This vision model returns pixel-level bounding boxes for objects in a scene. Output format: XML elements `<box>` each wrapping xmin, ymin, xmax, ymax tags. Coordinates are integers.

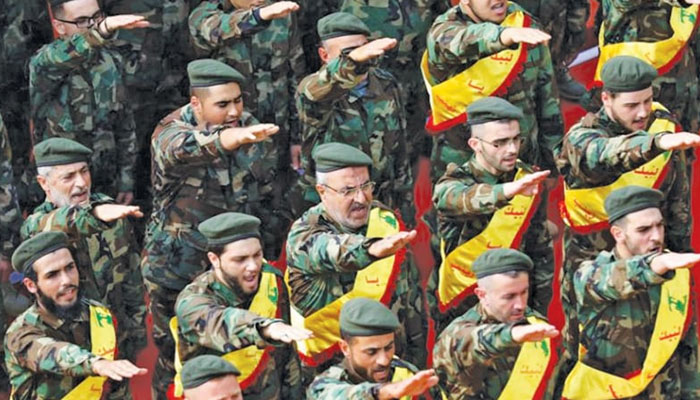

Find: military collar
<box><xmin>466</xmin><ymin>156</ymin><xmax>517</xmax><ymax>185</ymax></box>
<box><xmin>208</xmin><ymin>270</ymin><xmax>256</xmax><ymax>308</ymax></box>
<box><xmin>35</xmin><ymin>299</ymin><xmax>90</xmax><ymax>330</ymax></box>
<box><xmin>347</xmin><ymin>74</ymin><xmax>379</xmax><ymax>104</ymax></box>
<box><xmin>41</xmin><ymin>192</ymin><xmax>113</xmax><ymax>212</ymax></box>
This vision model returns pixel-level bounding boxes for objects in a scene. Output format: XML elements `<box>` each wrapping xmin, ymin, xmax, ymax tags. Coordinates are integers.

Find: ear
<box><xmin>467</xmin><ymin>136</ymin><xmax>480</xmax><ymax>152</ymax></box>
<box><xmin>318</xmin><ymin>46</ymin><xmax>329</xmax><ymax>64</ymax></box>
<box><xmin>36</xmin><ymin>174</ymin><xmax>50</xmax><ymax>193</ymax></box>
<box><xmin>610</xmin><ymin>224</ymin><xmax>624</xmax><ymax>243</ymax></box>
<box><xmin>23</xmin><ymin>277</ymin><xmax>38</xmax><ymax>295</ymax></box>
<box><xmin>601</xmin><ymin>91</ymin><xmax>611</xmax><ymax>107</ymax></box>
<box><xmin>52</xmin><ymin>19</ymin><xmax>66</xmax><ymax>36</ymax></box>
<box><xmin>207</xmin><ymin>251</ymin><xmax>220</xmax><ymax>269</ymax></box>
<box><xmin>315</xmin><ymin>184</ymin><xmax>326</xmax><ymax>197</ymax></box>
<box><xmin>339</xmin><ymin>339</ymin><xmax>351</xmax><ymax>358</ymax></box>
<box><xmin>474</xmin><ymin>286</ymin><xmax>486</xmax><ymax>302</ymax></box>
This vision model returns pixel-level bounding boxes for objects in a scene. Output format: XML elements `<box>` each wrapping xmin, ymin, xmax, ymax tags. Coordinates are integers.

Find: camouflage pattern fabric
<box><xmin>428</xmin><ymin>158</ymin><xmax>553</xmax><ymax>334</ymax></box>
<box><xmin>571</xmin><ymin>250</ymin><xmax>700</xmax><ymax>398</ymax></box>
<box><xmin>0</xmin><ymin>114</ymin><xmax>21</xmax><ymax>260</ymax></box>
<box><xmin>297</xmin><ymin>0</ymin><xmax>341</xmax><ymax>72</ymax></box>
<box><xmin>175</xmin><ymin>266</ymin><xmax>301</xmax><ymax>399</ymax></box>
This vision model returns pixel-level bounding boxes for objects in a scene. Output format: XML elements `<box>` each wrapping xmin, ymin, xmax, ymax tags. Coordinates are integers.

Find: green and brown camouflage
<box><xmin>0</xmin><ymin>114</ymin><xmax>22</xmax><ymax>261</ymax></box>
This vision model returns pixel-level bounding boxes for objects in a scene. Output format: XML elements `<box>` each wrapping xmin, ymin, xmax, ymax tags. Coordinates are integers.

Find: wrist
<box><xmin>97</xmin><ymin>19</ymin><xmax>111</xmax><ymax>38</ymax></box>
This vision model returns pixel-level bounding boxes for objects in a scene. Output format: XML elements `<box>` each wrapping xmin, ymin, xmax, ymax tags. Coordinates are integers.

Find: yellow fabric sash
<box><xmin>563</xmin><ymin>268</ymin><xmax>690</xmax><ymax>399</ymax></box>
<box><xmin>592</xmin><ymin>6</ymin><xmax>698</xmax><ymax>87</ymax></box>
<box><xmin>391</xmin><ymin>362</ymin><xmax>414</xmax><ymax>400</ymax></box>
<box><xmin>171</xmin><ymin>270</ymin><xmax>280</xmax><ymax>397</ymax></box>
<box><xmin>62</xmin><ymin>305</ymin><xmax>117</xmax><ymax>400</ymax></box>
<box><xmin>560</xmin><ymin>103</ymin><xmax>676</xmax><ymax>234</ymax></box>
<box><xmin>288</xmin><ymin>208</ymin><xmax>403</xmax><ymax>365</ymax></box>
<box><xmin>421</xmin><ymin>7</ymin><xmax>529</xmax><ymax>132</ymax></box>
<box><xmin>437</xmin><ymin>168</ymin><xmax>541</xmax><ymax>311</ymax></box>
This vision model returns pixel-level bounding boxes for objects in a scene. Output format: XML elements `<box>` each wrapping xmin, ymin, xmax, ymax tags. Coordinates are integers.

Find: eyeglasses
<box><xmin>54</xmin><ymin>10</ymin><xmax>105</xmax><ymax>29</ymax></box>
<box><xmin>475</xmin><ymin>135</ymin><xmax>523</xmax><ymax>149</ymax></box>
<box><xmin>321</xmin><ymin>181</ymin><xmax>376</xmax><ymax>197</ymax></box>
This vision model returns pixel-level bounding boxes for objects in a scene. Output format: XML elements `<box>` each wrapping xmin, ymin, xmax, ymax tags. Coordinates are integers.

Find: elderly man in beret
<box><xmin>20</xmin><ymin>138</ymin><xmax>147</xmax><ymax>365</ymax></box>
<box><xmin>181</xmin><ymin>355</ymin><xmax>242</xmax><ymax>400</ymax></box>
<box><xmin>293</xmin><ymin>12</ymin><xmax>413</xmax><ymax>223</ymax></box>
<box><xmin>433</xmin><ymin>248</ymin><xmax>559</xmax><ymax>399</ymax></box>
<box><xmin>554</xmin><ymin>55</ymin><xmax>700</xmax><ymax>393</ymax></box>
<box><xmin>429</xmin><ymin>96</ymin><xmax>553</xmax><ymax>334</ymax></box>
<box><xmin>30</xmin><ymin>0</ymin><xmax>149</xmax><ymax>202</ymax></box>
<box><xmin>5</xmin><ymin>232</ymin><xmax>147</xmax><ymax>399</ymax></box>
<box><xmin>561</xmin><ymin>186</ymin><xmax>700</xmax><ymax>398</ymax></box>
<box><xmin>308</xmin><ymin>298</ymin><xmax>438</xmax><ymax>399</ymax></box>
<box><xmin>143</xmin><ymin>58</ymin><xmax>284</xmax><ymax>399</ymax></box>
<box><xmin>173</xmin><ymin>212</ymin><xmax>310</xmax><ymax>399</ymax></box>
<box><xmin>286</xmin><ymin>142</ymin><xmax>427</xmax><ymax>384</ymax></box>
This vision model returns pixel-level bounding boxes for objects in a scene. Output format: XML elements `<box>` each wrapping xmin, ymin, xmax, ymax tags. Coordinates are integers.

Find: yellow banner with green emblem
<box><xmin>391</xmin><ymin>361</ymin><xmax>414</xmax><ymax>400</ymax></box>
<box><xmin>563</xmin><ymin>268</ymin><xmax>690</xmax><ymax>399</ymax></box>
<box><xmin>437</xmin><ymin>167</ymin><xmax>541</xmax><ymax>312</ymax></box>
<box><xmin>560</xmin><ymin>103</ymin><xmax>677</xmax><ymax>234</ymax></box>
<box><xmin>61</xmin><ymin>305</ymin><xmax>116</xmax><ymax>400</ymax></box>
<box><xmin>170</xmin><ymin>270</ymin><xmax>280</xmax><ymax>398</ymax></box>
<box><xmin>421</xmin><ymin>7</ymin><xmax>530</xmax><ymax>132</ymax></box>
<box><xmin>287</xmin><ymin>208</ymin><xmax>404</xmax><ymax>366</ymax></box>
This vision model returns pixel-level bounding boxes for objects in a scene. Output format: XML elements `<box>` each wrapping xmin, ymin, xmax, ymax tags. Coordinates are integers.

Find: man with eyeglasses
<box><xmin>29</xmin><ymin>0</ymin><xmax>148</xmax><ymax>205</ymax></box>
<box><xmin>285</xmin><ymin>142</ymin><xmax>427</xmax><ymax>386</ymax></box>
<box><xmin>428</xmin><ymin>96</ymin><xmax>553</xmax><ymax>334</ymax></box>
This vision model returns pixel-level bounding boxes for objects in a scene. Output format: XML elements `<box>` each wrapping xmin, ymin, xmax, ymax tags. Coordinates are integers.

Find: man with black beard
<box><xmin>4</xmin><ymin>231</ymin><xmax>146</xmax><ymax>399</ymax></box>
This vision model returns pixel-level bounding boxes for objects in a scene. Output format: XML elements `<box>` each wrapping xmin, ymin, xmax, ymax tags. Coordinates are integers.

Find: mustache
<box><xmin>350</xmin><ymin>202</ymin><xmax>368</xmax><ymax>212</ymax></box>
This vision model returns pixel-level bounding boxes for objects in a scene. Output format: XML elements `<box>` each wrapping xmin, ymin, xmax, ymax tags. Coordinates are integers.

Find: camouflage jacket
<box><xmin>20</xmin><ymin>193</ymin><xmax>147</xmax><ymax>356</ymax></box>
<box><xmin>426</xmin><ymin>3</ymin><xmax>564</xmax><ymax>171</ymax></box>
<box><xmin>572</xmin><ymin>250</ymin><xmax>700</xmax><ymax>398</ymax></box>
<box><xmin>429</xmin><ymin>158</ymin><xmax>553</xmax><ymax>330</ymax></box>
<box><xmin>4</xmin><ymin>299</ymin><xmax>111</xmax><ymax>400</ymax></box>
<box><xmin>143</xmin><ymin>104</ymin><xmax>277</xmax><ymax>290</ymax></box>
<box><xmin>285</xmin><ymin>202</ymin><xmax>427</xmax><ymax>368</ymax></box>
<box><xmin>29</xmin><ymin>28</ymin><xmax>137</xmax><ymax>195</ymax></box>
<box><xmin>306</xmin><ymin>357</ymin><xmax>418</xmax><ymax>399</ymax></box>
<box><xmin>189</xmin><ymin>0</ymin><xmax>306</xmax><ymax>149</ymax></box>
<box><xmin>0</xmin><ymin>114</ymin><xmax>21</xmax><ymax>259</ymax></box>
<box><xmin>432</xmin><ymin>303</ymin><xmax>547</xmax><ymax>399</ymax></box>
<box><xmin>174</xmin><ymin>266</ymin><xmax>301</xmax><ymax>400</ymax></box>
<box><xmin>295</xmin><ymin>54</ymin><xmax>413</xmax><ymax>219</ymax></box>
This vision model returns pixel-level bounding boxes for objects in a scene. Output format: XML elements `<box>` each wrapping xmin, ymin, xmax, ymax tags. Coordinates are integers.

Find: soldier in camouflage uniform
<box><xmin>565</xmin><ymin>186</ymin><xmax>700</xmax><ymax>398</ymax></box>
<box><xmin>5</xmin><ymin>232</ymin><xmax>147</xmax><ymax>399</ymax></box>
<box><xmin>181</xmin><ymin>355</ymin><xmax>242</xmax><ymax>399</ymax></box>
<box><xmin>295</xmin><ymin>12</ymin><xmax>413</xmax><ymax>222</ymax></box>
<box><xmin>143</xmin><ymin>59</ymin><xmax>279</xmax><ymax>399</ymax></box>
<box><xmin>286</xmin><ymin>143</ymin><xmax>427</xmax><ymax>385</ymax></box>
<box><xmin>553</xmin><ymin>56</ymin><xmax>700</xmax><ymax>396</ymax></box>
<box><xmin>307</xmin><ymin>298</ymin><xmax>438</xmax><ymax>399</ymax></box>
<box><xmin>20</xmin><ymin>138</ymin><xmax>147</xmax><ymax>363</ymax></box>
<box><xmin>175</xmin><ymin>212</ymin><xmax>309</xmax><ymax>399</ymax></box>
<box><xmin>429</xmin><ymin>97</ymin><xmax>553</xmax><ymax>334</ymax></box>
<box><xmin>432</xmin><ymin>249</ymin><xmax>558</xmax><ymax>398</ymax></box>
<box><xmin>189</xmin><ymin>0</ymin><xmax>307</xmax><ymax>195</ymax></box>
<box><xmin>29</xmin><ymin>0</ymin><xmax>149</xmax><ymax>202</ymax></box>
<box><xmin>425</xmin><ymin>0</ymin><xmax>564</xmax><ymax>179</ymax></box>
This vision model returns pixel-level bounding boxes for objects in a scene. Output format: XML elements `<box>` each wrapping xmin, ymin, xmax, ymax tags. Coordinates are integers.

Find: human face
<box><xmin>319</xmin><ymin>34</ymin><xmax>368</xmax><ymax>63</ymax></box>
<box><xmin>460</xmin><ymin>0</ymin><xmax>508</xmax><ymax>23</ymax></box>
<box><xmin>468</xmin><ymin>120</ymin><xmax>521</xmax><ymax>175</ymax></box>
<box><xmin>209</xmin><ymin>237</ymin><xmax>264</xmax><ymax>296</ymax></box>
<box><xmin>24</xmin><ymin>248</ymin><xmax>80</xmax><ymax>312</ymax></box>
<box><xmin>192</xmin><ymin>83</ymin><xmax>244</xmax><ymax>126</ymax></box>
<box><xmin>340</xmin><ymin>333</ymin><xmax>395</xmax><ymax>383</ymax></box>
<box><xmin>476</xmin><ymin>272</ymin><xmax>529</xmax><ymax>323</ymax></box>
<box><xmin>317</xmin><ymin>167</ymin><xmax>373</xmax><ymax>230</ymax></box>
<box><xmin>37</xmin><ymin>162</ymin><xmax>91</xmax><ymax>207</ymax></box>
<box><xmin>183</xmin><ymin>374</ymin><xmax>243</xmax><ymax>400</ymax></box>
<box><xmin>612</xmin><ymin>208</ymin><xmax>665</xmax><ymax>257</ymax></box>
<box><xmin>53</xmin><ymin>0</ymin><xmax>103</xmax><ymax>37</ymax></box>
<box><xmin>230</xmin><ymin>0</ymin><xmax>265</xmax><ymax>9</ymax></box>
<box><xmin>602</xmin><ymin>87</ymin><xmax>653</xmax><ymax>132</ymax></box>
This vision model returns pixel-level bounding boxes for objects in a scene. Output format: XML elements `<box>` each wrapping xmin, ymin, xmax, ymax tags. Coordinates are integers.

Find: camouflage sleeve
<box><xmin>432</xmin><ymin>172</ymin><xmax>510</xmax><ymax>217</ymax></box>
<box><xmin>298</xmin><ymin>54</ymin><xmax>368</xmax><ymax>105</ymax></box>
<box><xmin>610</xmin><ymin>0</ymin><xmax>688</xmax><ymax>10</ymax></box>
<box><xmin>0</xmin><ymin>115</ymin><xmax>21</xmax><ymax>258</ymax></box>
<box><xmin>573</xmin><ymin>256</ymin><xmax>670</xmax><ymax>307</ymax></box>
<box><xmin>114</xmin><ymin>81</ymin><xmax>137</xmax><ymax>192</ymax></box>
<box><xmin>287</xmin><ymin>13</ymin><xmax>307</xmax><ymax>145</ymax></box>
<box><xmin>396</xmin><ymin>254</ymin><xmax>428</xmax><ymax>368</ymax></box>
<box><xmin>523</xmin><ymin>200</ymin><xmax>554</xmax><ymax>315</ymax></box>
<box><xmin>680</xmin><ymin>311</ymin><xmax>700</xmax><ymax>396</ymax></box>
<box><xmin>664</xmin><ymin>152</ymin><xmax>692</xmax><ymax>252</ymax></box>
<box><xmin>427</xmin><ymin>17</ymin><xmax>509</xmax><ymax>68</ymax></box>
<box><xmin>189</xmin><ymin>0</ymin><xmax>270</xmax><ymax>52</ymax></box>
<box><xmin>534</xmin><ymin>43</ymin><xmax>564</xmax><ymax>171</ymax></box>
<box><xmin>306</xmin><ymin>376</ymin><xmax>378</xmax><ymax>400</ymax></box>
<box><xmin>119</xmin><ymin>225</ymin><xmax>148</xmax><ymax>341</ymax></box>
<box><xmin>154</xmin><ymin>124</ymin><xmax>230</xmax><ymax>170</ymax></box>
<box><xmin>19</xmin><ymin>202</ymin><xmax>112</xmax><ymax>241</ymax></box>
<box><xmin>277</xmin><ymin>279</ymin><xmax>302</xmax><ymax>399</ymax></box>
<box><xmin>175</xmin><ymin>291</ymin><xmax>282</xmax><ymax>352</ymax></box>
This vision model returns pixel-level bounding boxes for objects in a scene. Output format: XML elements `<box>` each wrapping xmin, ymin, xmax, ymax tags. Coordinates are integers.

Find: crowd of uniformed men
<box><xmin>2</xmin><ymin>0</ymin><xmax>700</xmax><ymax>398</ymax></box>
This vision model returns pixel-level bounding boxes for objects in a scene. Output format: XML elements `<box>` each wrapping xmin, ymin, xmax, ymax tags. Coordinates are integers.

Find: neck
<box><xmin>614</xmin><ymin>243</ymin><xmax>633</xmax><ymax>260</ymax></box>
<box><xmin>474</xmin><ymin>155</ymin><xmax>504</xmax><ymax>176</ymax></box>
<box><xmin>459</xmin><ymin>3</ymin><xmax>482</xmax><ymax>22</ymax></box>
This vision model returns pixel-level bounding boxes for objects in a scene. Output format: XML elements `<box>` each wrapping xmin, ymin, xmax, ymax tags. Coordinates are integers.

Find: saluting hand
<box><xmin>348</xmin><ymin>38</ymin><xmax>398</xmax><ymax>63</ymax></box>
<box><xmin>259</xmin><ymin>1</ymin><xmax>300</xmax><ymax>20</ymax></box>
<box><xmin>99</xmin><ymin>14</ymin><xmax>149</xmax><ymax>35</ymax></box>
<box><xmin>377</xmin><ymin>369</ymin><xmax>439</xmax><ymax>400</ymax></box>
<box><xmin>650</xmin><ymin>252</ymin><xmax>700</xmax><ymax>275</ymax></box>
<box><xmin>657</xmin><ymin>132</ymin><xmax>700</xmax><ymax>151</ymax></box>
<box><xmin>220</xmin><ymin>124</ymin><xmax>280</xmax><ymax>150</ymax></box>
<box><xmin>503</xmin><ymin>170</ymin><xmax>551</xmax><ymax>199</ymax></box>
<box><xmin>499</xmin><ymin>27</ymin><xmax>550</xmax><ymax>46</ymax></box>
<box><xmin>261</xmin><ymin>322</ymin><xmax>313</xmax><ymax>343</ymax></box>
<box><xmin>93</xmin><ymin>204</ymin><xmax>144</xmax><ymax>222</ymax></box>
<box><xmin>511</xmin><ymin>323</ymin><xmax>559</xmax><ymax>343</ymax></box>
<box><xmin>92</xmin><ymin>359</ymin><xmax>147</xmax><ymax>381</ymax></box>
<box><xmin>368</xmin><ymin>230</ymin><xmax>417</xmax><ymax>259</ymax></box>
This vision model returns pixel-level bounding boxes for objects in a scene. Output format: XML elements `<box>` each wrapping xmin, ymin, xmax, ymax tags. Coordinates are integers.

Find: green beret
<box><xmin>198</xmin><ymin>212</ymin><xmax>261</xmax><ymax>246</ymax></box>
<box><xmin>181</xmin><ymin>355</ymin><xmax>240</xmax><ymax>390</ymax></box>
<box><xmin>33</xmin><ymin>138</ymin><xmax>92</xmax><ymax>168</ymax></box>
<box><xmin>467</xmin><ymin>97</ymin><xmax>524</xmax><ymax>126</ymax></box>
<box><xmin>472</xmin><ymin>248</ymin><xmax>533</xmax><ymax>279</ymax></box>
<box><xmin>312</xmin><ymin>143</ymin><xmax>372</xmax><ymax>172</ymax></box>
<box><xmin>12</xmin><ymin>232</ymin><xmax>70</xmax><ymax>274</ymax></box>
<box><xmin>601</xmin><ymin>56</ymin><xmax>657</xmax><ymax>93</ymax></box>
<box><xmin>604</xmin><ymin>185</ymin><xmax>663</xmax><ymax>224</ymax></box>
<box><xmin>188</xmin><ymin>59</ymin><xmax>245</xmax><ymax>88</ymax></box>
<box><xmin>317</xmin><ymin>12</ymin><xmax>371</xmax><ymax>41</ymax></box>
<box><xmin>339</xmin><ymin>298</ymin><xmax>399</xmax><ymax>337</ymax></box>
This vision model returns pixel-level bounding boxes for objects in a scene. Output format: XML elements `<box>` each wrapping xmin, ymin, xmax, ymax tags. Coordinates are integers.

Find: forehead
<box><xmin>32</xmin><ymin>248</ymin><xmax>74</xmax><ymax>275</ymax></box>
<box><xmin>350</xmin><ymin>332</ymin><xmax>395</xmax><ymax>349</ymax></box>
<box><xmin>50</xmin><ymin>162</ymin><xmax>89</xmax><ymax>177</ymax></box>
<box><xmin>202</xmin><ymin>82</ymin><xmax>242</xmax><ymax>102</ymax></box>
<box><xmin>61</xmin><ymin>0</ymin><xmax>100</xmax><ymax>16</ymax></box>
<box><xmin>221</xmin><ymin>237</ymin><xmax>262</xmax><ymax>257</ymax></box>
<box><xmin>485</xmin><ymin>271</ymin><xmax>529</xmax><ymax>294</ymax></box>
<box><xmin>612</xmin><ymin>87</ymin><xmax>653</xmax><ymax>105</ymax></box>
<box><xmin>623</xmin><ymin>207</ymin><xmax>663</xmax><ymax>227</ymax></box>
<box><xmin>473</xmin><ymin>119</ymin><xmax>520</xmax><ymax>139</ymax></box>
<box><xmin>326</xmin><ymin>166</ymin><xmax>370</xmax><ymax>185</ymax></box>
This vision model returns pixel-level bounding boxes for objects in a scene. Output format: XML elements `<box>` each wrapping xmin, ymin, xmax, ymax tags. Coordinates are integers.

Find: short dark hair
<box><xmin>340</xmin><ymin>329</ymin><xmax>356</xmax><ymax>344</ymax></box>
<box><xmin>602</xmin><ymin>89</ymin><xmax>619</xmax><ymax>99</ymax></box>
<box><xmin>52</xmin><ymin>4</ymin><xmax>66</xmax><ymax>19</ymax></box>
<box><xmin>189</xmin><ymin>86</ymin><xmax>211</xmax><ymax>99</ymax></box>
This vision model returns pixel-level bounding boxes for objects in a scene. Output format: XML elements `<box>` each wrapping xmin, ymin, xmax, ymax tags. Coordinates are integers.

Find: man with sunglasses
<box><xmin>428</xmin><ymin>97</ymin><xmax>553</xmax><ymax>334</ymax></box>
<box><xmin>29</xmin><ymin>0</ymin><xmax>148</xmax><ymax>204</ymax></box>
<box><xmin>285</xmin><ymin>142</ymin><xmax>427</xmax><ymax>386</ymax></box>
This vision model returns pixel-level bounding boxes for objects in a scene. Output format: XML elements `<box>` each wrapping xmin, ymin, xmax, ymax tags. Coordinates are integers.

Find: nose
<box><xmin>376</xmin><ymin>349</ymin><xmax>391</xmax><ymax>367</ymax></box>
<box><xmin>353</xmin><ymin>187</ymin><xmax>369</xmax><ymax>203</ymax></box>
<box><xmin>59</xmin><ymin>270</ymin><xmax>73</xmax><ymax>286</ymax></box>
<box><xmin>74</xmin><ymin>172</ymin><xmax>88</xmax><ymax>188</ymax></box>
<box><xmin>228</xmin><ymin>105</ymin><xmax>240</xmax><ymax>119</ymax></box>
<box><xmin>650</xmin><ymin>226</ymin><xmax>663</xmax><ymax>243</ymax></box>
